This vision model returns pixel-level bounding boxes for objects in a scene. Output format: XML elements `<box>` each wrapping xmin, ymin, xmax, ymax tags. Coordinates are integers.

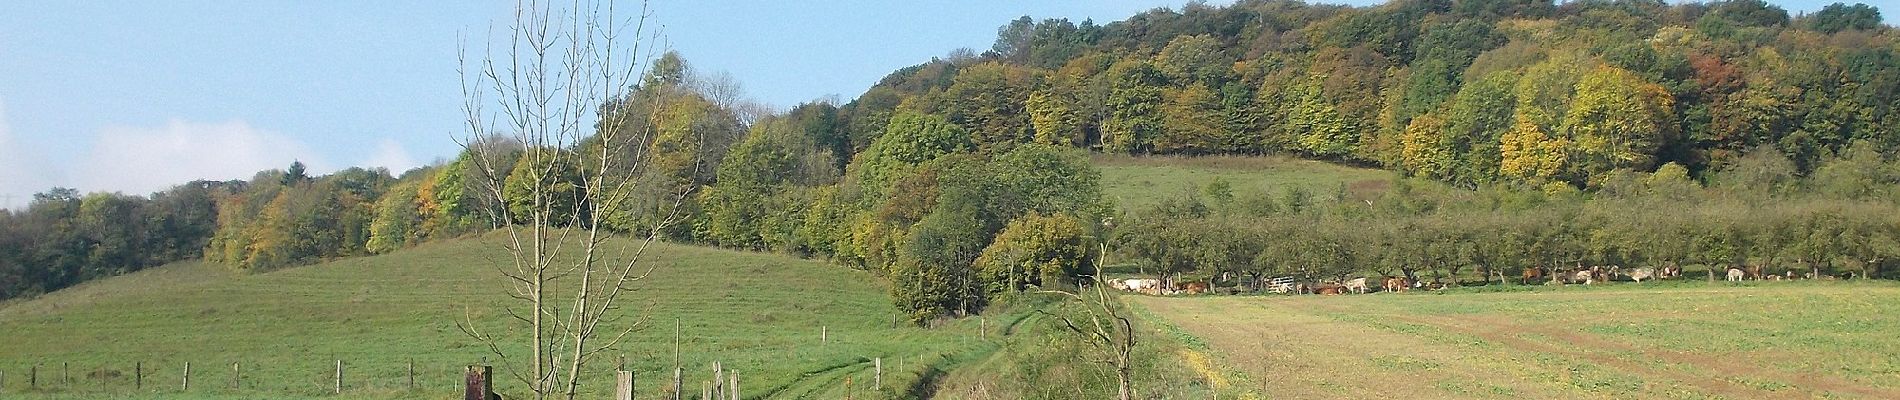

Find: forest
<box><xmin>0</xmin><ymin>0</ymin><xmax>1895</xmax><ymax>322</ymax></box>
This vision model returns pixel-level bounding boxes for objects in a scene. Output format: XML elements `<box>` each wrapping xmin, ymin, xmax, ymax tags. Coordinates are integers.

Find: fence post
<box><xmin>464</xmin><ymin>365</ymin><xmax>493</xmax><ymax>400</ymax></box>
<box><xmin>62</xmin><ymin>361</ymin><xmax>68</xmax><ymax>387</ymax></box>
<box><xmin>711</xmin><ymin>361</ymin><xmax>722</xmax><ymax>399</ymax></box>
<box><xmin>616</xmin><ymin>370</ymin><xmax>634</xmax><ymax>400</ymax></box>
<box><xmin>232</xmin><ymin>361</ymin><xmax>240</xmax><ymax>390</ymax></box>
<box><xmin>673</xmin><ymin>367</ymin><xmax>682</xmax><ymax>400</ymax></box>
<box><xmin>182</xmin><ymin>362</ymin><xmax>190</xmax><ymax>391</ymax></box>
<box><xmin>334</xmin><ymin>359</ymin><xmax>342</xmax><ymax>394</ymax></box>
<box><xmin>407</xmin><ymin>358</ymin><xmax>415</xmax><ymax>391</ymax></box>
<box><xmin>821</xmin><ymin>326</ymin><xmax>828</xmax><ymax>346</ymax></box>
<box><xmin>136</xmin><ymin>361</ymin><xmax>142</xmax><ymax>390</ymax></box>
<box><xmin>728</xmin><ymin>370</ymin><xmax>738</xmax><ymax>400</ymax></box>
<box><xmin>875</xmin><ymin>357</ymin><xmax>882</xmax><ymax>390</ymax></box>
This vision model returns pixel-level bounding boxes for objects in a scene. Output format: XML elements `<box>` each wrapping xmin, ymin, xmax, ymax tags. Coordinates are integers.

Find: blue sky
<box><xmin>0</xmin><ymin>0</ymin><xmax>1881</xmax><ymax>208</ymax></box>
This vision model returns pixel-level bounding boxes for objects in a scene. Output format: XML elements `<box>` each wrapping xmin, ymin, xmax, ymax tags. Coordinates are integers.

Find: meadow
<box><xmin>0</xmin><ymin>233</ymin><xmax>996</xmax><ymax>399</ymax></box>
<box><xmin>1132</xmin><ymin>281</ymin><xmax>1900</xmax><ymax>399</ymax></box>
<box><xmin>1093</xmin><ymin>154</ymin><xmax>1394</xmax><ymax>210</ymax></box>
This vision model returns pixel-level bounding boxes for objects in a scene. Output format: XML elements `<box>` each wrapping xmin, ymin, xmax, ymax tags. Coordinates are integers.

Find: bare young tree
<box><xmin>453</xmin><ymin>1</ymin><xmax>690</xmax><ymax>399</ymax></box>
<box><xmin>1039</xmin><ymin>220</ymin><xmax>1138</xmax><ymax>400</ymax></box>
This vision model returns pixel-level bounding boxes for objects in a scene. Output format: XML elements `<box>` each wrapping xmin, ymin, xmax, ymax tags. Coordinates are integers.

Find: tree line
<box><xmin>1117</xmin><ymin>146</ymin><xmax>1900</xmax><ymax>287</ymax></box>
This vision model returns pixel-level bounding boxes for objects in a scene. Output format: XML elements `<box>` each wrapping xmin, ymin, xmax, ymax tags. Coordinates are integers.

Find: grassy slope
<box><xmin>1133</xmin><ymin>282</ymin><xmax>1900</xmax><ymax>399</ymax></box>
<box><xmin>1094</xmin><ymin>154</ymin><xmax>1394</xmax><ymax>211</ymax></box>
<box><xmin>0</xmin><ymin>233</ymin><xmax>993</xmax><ymax>399</ymax></box>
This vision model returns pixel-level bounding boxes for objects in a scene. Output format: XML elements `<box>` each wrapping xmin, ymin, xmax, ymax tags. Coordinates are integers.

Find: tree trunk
<box><xmin>1116</xmin><ymin>366</ymin><xmax>1132</xmax><ymax>400</ymax></box>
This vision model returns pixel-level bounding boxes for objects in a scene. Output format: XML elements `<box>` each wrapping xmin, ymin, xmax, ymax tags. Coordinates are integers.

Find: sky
<box><xmin>0</xmin><ymin>0</ymin><xmax>1883</xmax><ymax>209</ymax></box>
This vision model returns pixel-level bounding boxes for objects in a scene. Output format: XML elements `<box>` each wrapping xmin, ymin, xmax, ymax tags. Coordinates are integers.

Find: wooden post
<box><xmin>680</xmin><ymin>316</ymin><xmax>687</xmax><ymax>369</ymax></box>
<box><xmin>407</xmin><ymin>358</ymin><xmax>414</xmax><ymax>391</ymax></box>
<box><xmin>464</xmin><ymin>365</ymin><xmax>493</xmax><ymax>400</ymax></box>
<box><xmin>31</xmin><ymin>364</ymin><xmax>38</xmax><ymax>389</ymax></box>
<box><xmin>875</xmin><ymin>357</ymin><xmax>882</xmax><ymax>390</ymax></box>
<box><xmin>182</xmin><ymin>362</ymin><xmax>190</xmax><ymax>391</ymax></box>
<box><xmin>700</xmin><ymin>380</ymin><xmax>708</xmax><ymax>400</ymax></box>
<box><xmin>711</xmin><ymin>362</ymin><xmax>722</xmax><ymax>399</ymax></box>
<box><xmin>616</xmin><ymin>370</ymin><xmax>635</xmax><ymax>400</ymax></box>
<box><xmin>334</xmin><ymin>359</ymin><xmax>342</xmax><ymax>394</ymax></box>
<box><xmin>821</xmin><ymin>326</ymin><xmax>828</xmax><ymax>346</ymax></box>
<box><xmin>673</xmin><ymin>367</ymin><xmax>683</xmax><ymax>400</ymax></box>
<box><xmin>62</xmin><ymin>361</ymin><xmax>68</xmax><ymax>387</ymax></box>
<box><xmin>728</xmin><ymin>370</ymin><xmax>738</xmax><ymax>400</ymax></box>
<box><xmin>136</xmin><ymin>361</ymin><xmax>142</xmax><ymax>390</ymax></box>
<box><xmin>232</xmin><ymin>361</ymin><xmax>240</xmax><ymax>389</ymax></box>
<box><xmin>981</xmin><ymin>317</ymin><xmax>987</xmax><ymax>339</ymax></box>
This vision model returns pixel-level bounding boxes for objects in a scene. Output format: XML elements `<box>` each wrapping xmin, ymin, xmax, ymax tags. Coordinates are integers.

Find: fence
<box><xmin>0</xmin><ymin>325</ymin><xmax>920</xmax><ymax>398</ymax></box>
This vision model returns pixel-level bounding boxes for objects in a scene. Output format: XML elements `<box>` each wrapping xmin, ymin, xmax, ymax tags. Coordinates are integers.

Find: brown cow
<box><xmin>1521</xmin><ymin>267</ymin><xmax>1545</xmax><ymax>285</ymax></box>
<box><xmin>1382</xmin><ymin>276</ymin><xmax>1409</xmax><ymax>293</ymax></box>
<box><xmin>1659</xmin><ymin>265</ymin><xmax>1682</xmax><ymax>279</ymax></box>
<box><xmin>1183</xmin><ymin>281</ymin><xmax>1210</xmax><ymax>295</ymax></box>
<box><xmin>1314</xmin><ymin>286</ymin><xmax>1343</xmax><ymax>295</ymax></box>
<box><xmin>1746</xmin><ymin>265</ymin><xmax>1764</xmax><ymax>280</ymax></box>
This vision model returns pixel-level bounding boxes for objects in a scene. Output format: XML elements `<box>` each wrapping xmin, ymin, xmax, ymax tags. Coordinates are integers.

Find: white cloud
<box><xmin>361</xmin><ymin>138</ymin><xmax>419</xmax><ymax>174</ymax></box>
<box><xmin>72</xmin><ymin>119</ymin><xmax>324</xmax><ymax>196</ymax></box>
<box><xmin>0</xmin><ymin>99</ymin><xmax>57</xmax><ymax>210</ymax></box>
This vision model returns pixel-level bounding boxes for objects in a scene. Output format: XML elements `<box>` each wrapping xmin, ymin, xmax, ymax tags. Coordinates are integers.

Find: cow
<box><xmin>1660</xmin><ymin>265</ymin><xmax>1682</xmax><ymax>279</ymax></box>
<box><xmin>1382</xmin><ymin>276</ymin><xmax>1409</xmax><ymax>293</ymax></box>
<box><xmin>1522</xmin><ymin>267</ymin><xmax>1545</xmax><ymax>285</ymax></box>
<box><xmin>1107</xmin><ymin>278</ymin><xmax>1127</xmax><ymax>291</ymax></box>
<box><xmin>1746</xmin><ymin>265</ymin><xmax>1764</xmax><ymax>280</ymax></box>
<box><xmin>1183</xmin><ymin>281</ymin><xmax>1210</xmax><ymax>295</ymax></box>
<box><xmin>1314</xmin><ymin>285</ymin><xmax>1343</xmax><ymax>295</ymax></box>
<box><xmin>1121</xmin><ymin>278</ymin><xmax>1162</xmax><ymax>294</ymax></box>
<box><xmin>1573</xmin><ymin>270</ymin><xmax>1595</xmax><ymax>285</ymax></box>
<box><xmin>1343</xmin><ymin>277</ymin><xmax>1369</xmax><ymax>294</ymax></box>
<box><xmin>1623</xmin><ymin>267</ymin><xmax>1653</xmax><ymax>283</ymax></box>
<box><xmin>1726</xmin><ymin>268</ymin><xmax>1745</xmax><ymax>282</ymax></box>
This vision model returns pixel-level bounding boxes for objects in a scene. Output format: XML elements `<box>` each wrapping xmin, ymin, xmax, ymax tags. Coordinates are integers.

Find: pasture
<box><xmin>1132</xmin><ymin>282</ymin><xmax>1900</xmax><ymax>399</ymax></box>
<box><xmin>0</xmin><ymin>234</ymin><xmax>992</xmax><ymax>399</ymax></box>
<box><xmin>1093</xmin><ymin>154</ymin><xmax>1394</xmax><ymax>210</ymax></box>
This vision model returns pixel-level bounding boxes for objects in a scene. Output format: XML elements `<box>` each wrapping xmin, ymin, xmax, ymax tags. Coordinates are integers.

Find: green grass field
<box><xmin>0</xmin><ymin>233</ymin><xmax>996</xmax><ymax>399</ymax></box>
<box><xmin>1132</xmin><ymin>281</ymin><xmax>1900</xmax><ymax>399</ymax></box>
<box><xmin>1093</xmin><ymin>154</ymin><xmax>1394</xmax><ymax>211</ymax></box>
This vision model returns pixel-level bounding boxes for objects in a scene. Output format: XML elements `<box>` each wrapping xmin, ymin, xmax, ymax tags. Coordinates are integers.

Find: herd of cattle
<box><xmin>1106</xmin><ymin>264</ymin><xmax>1845</xmax><ymax>296</ymax></box>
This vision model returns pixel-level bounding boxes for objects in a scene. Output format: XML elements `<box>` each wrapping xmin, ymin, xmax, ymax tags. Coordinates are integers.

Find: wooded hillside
<box><xmin>836</xmin><ymin>0</ymin><xmax>1892</xmax><ymax>188</ymax></box>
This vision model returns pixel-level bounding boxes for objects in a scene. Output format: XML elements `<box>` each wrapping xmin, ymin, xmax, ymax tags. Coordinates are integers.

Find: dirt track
<box><xmin>1132</xmin><ymin>286</ymin><xmax>1900</xmax><ymax>399</ymax></box>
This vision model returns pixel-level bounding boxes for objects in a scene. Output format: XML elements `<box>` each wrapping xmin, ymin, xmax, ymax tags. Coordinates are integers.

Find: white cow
<box><xmin>1625</xmin><ymin>267</ymin><xmax>1655</xmax><ymax>283</ymax></box>
<box><xmin>1120</xmin><ymin>278</ymin><xmax>1162</xmax><ymax>294</ymax></box>
<box><xmin>1726</xmin><ymin>268</ymin><xmax>1745</xmax><ymax>282</ymax></box>
<box><xmin>1343</xmin><ymin>277</ymin><xmax>1369</xmax><ymax>294</ymax></box>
